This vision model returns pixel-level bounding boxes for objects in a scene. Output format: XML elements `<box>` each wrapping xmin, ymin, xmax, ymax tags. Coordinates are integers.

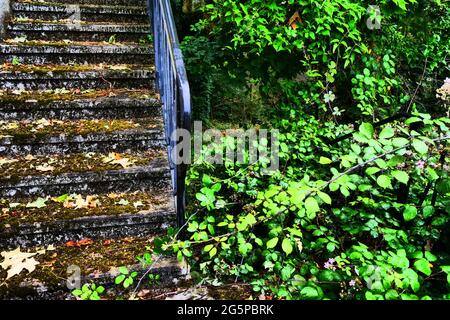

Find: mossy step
<box><xmin>0</xmin><ymin>237</ymin><xmax>185</xmax><ymax>299</ymax></box>
<box><xmin>12</xmin><ymin>2</ymin><xmax>148</xmax><ymax>23</ymax></box>
<box><xmin>0</xmin><ymin>122</ymin><xmax>165</xmax><ymax>156</ymax></box>
<box><xmin>0</xmin><ymin>42</ymin><xmax>153</xmax><ymax>64</ymax></box>
<box><xmin>0</xmin><ymin>90</ymin><xmax>161</xmax><ymax>120</ymax></box>
<box><xmin>0</xmin><ymin>64</ymin><xmax>155</xmax><ymax>90</ymax></box>
<box><xmin>0</xmin><ymin>189</ymin><xmax>174</xmax><ymax>248</ymax></box>
<box><xmin>0</xmin><ymin>159</ymin><xmax>171</xmax><ymax>198</ymax></box>
<box><xmin>7</xmin><ymin>22</ymin><xmax>151</xmax><ymax>42</ymax></box>
<box><xmin>16</xmin><ymin>0</ymin><xmax>148</xmax><ymax>6</ymax></box>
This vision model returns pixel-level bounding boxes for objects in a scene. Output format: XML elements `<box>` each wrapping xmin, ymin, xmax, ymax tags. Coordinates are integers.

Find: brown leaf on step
<box><xmin>103</xmin><ymin>240</ymin><xmax>113</xmax><ymax>246</ymax></box>
<box><xmin>65</xmin><ymin>240</ymin><xmax>78</xmax><ymax>247</ymax></box>
<box><xmin>36</xmin><ymin>164</ymin><xmax>55</xmax><ymax>172</ymax></box>
<box><xmin>78</xmin><ymin>238</ymin><xmax>93</xmax><ymax>246</ymax></box>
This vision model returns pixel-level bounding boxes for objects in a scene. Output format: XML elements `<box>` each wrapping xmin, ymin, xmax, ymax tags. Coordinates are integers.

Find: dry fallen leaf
<box><xmin>0</xmin><ymin>247</ymin><xmax>40</xmax><ymax>280</ymax></box>
<box><xmin>36</xmin><ymin>164</ymin><xmax>55</xmax><ymax>172</ymax></box>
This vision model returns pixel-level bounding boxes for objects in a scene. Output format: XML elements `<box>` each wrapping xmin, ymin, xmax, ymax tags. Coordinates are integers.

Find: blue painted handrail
<box><xmin>148</xmin><ymin>0</ymin><xmax>192</xmax><ymax>228</ymax></box>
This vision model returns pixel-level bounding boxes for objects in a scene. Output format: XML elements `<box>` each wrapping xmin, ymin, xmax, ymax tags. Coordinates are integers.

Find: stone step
<box><xmin>0</xmin><ymin>237</ymin><xmax>185</xmax><ymax>299</ymax></box>
<box><xmin>0</xmin><ymin>118</ymin><xmax>165</xmax><ymax>156</ymax></box>
<box><xmin>7</xmin><ymin>22</ymin><xmax>151</xmax><ymax>42</ymax></box>
<box><xmin>0</xmin><ymin>64</ymin><xmax>155</xmax><ymax>90</ymax></box>
<box><xmin>0</xmin><ymin>89</ymin><xmax>161</xmax><ymax>120</ymax></box>
<box><xmin>0</xmin><ymin>158</ymin><xmax>171</xmax><ymax>198</ymax></box>
<box><xmin>0</xmin><ymin>41</ymin><xmax>153</xmax><ymax>64</ymax></box>
<box><xmin>12</xmin><ymin>2</ymin><xmax>148</xmax><ymax>24</ymax></box>
<box><xmin>0</xmin><ymin>189</ymin><xmax>174</xmax><ymax>248</ymax></box>
<box><xmin>16</xmin><ymin>0</ymin><xmax>148</xmax><ymax>6</ymax></box>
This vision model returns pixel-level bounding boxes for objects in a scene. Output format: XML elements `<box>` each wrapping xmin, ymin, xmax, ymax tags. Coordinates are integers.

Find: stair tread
<box><xmin>0</xmin><ymin>237</ymin><xmax>184</xmax><ymax>299</ymax></box>
<box><xmin>0</xmin><ymin>88</ymin><xmax>159</xmax><ymax>108</ymax></box>
<box><xmin>0</xmin><ymin>149</ymin><xmax>165</xmax><ymax>179</ymax></box>
<box><xmin>8</xmin><ymin>21</ymin><xmax>151</xmax><ymax>30</ymax></box>
<box><xmin>0</xmin><ymin>42</ymin><xmax>153</xmax><ymax>54</ymax></box>
<box><xmin>0</xmin><ymin>63</ymin><xmax>155</xmax><ymax>79</ymax></box>
<box><xmin>0</xmin><ymin>118</ymin><xmax>163</xmax><ymax>142</ymax></box>
<box><xmin>0</xmin><ymin>190</ymin><xmax>173</xmax><ymax>232</ymax></box>
<box><xmin>13</xmin><ymin>1</ymin><xmax>147</xmax><ymax>13</ymax></box>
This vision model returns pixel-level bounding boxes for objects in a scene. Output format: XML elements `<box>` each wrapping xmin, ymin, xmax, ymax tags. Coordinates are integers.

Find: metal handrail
<box><xmin>148</xmin><ymin>0</ymin><xmax>192</xmax><ymax>228</ymax></box>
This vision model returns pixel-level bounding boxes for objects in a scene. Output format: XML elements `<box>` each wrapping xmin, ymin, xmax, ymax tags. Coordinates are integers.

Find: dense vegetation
<box><xmin>158</xmin><ymin>0</ymin><xmax>450</xmax><ymax>300</ymax></box>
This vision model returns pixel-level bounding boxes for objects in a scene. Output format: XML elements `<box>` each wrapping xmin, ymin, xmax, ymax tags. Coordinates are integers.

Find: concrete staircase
<box><xmin>0</xmin><ymin>0</ymin><xmax>183</xmax><ymax>299</ymax></box>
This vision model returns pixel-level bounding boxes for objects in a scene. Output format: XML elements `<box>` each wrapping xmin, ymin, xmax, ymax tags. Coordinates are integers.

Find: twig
<box><xmin>406</xmin><ymin>57</ymin><xmax>428</xmax><ymax>113</ymax></box>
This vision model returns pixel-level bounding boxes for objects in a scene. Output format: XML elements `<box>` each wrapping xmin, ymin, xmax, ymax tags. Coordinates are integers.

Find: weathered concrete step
<box><xmin>0</xmin><ymin>65</ymin><xmax>155</xmax><ymax>90</ymax></box>
<box><xmin>12</xmin><ymin>2</ymin><xmax>148</xmax><ymax>23</ymax></box>
<box><xmin>0</xmin><ymin>237</ymin><xmax>185</xmax><ymax>299</ymax></box>
<box><xmin>0</xmin><ymin>190</ymin><xmax>175</xmax><ymax>248</ymax></box>
<box><xmin>7</xmin><ymin>22</ymin><xmax>151</xmax><ymax>42</ymax></box>
<box><xmin>0</xmin><ymin>121</ymin><xmax>165</xmax><ymax>156</ymax></box>
<box><xmin>0</xmin><ymin>42</ymin><xmax>153</xmax><ymax>64</ymax></box>
<box><xmin>16</xmin><ymin>0</ymin><xmax>148</xmax><ymax>6</ymax></box>
<box><xmin>0</xmin><ymin>161</ymin><xmax>171</xmax><ymax>198</ymax></box>
<box><xmin>12</xmin><ymin>2</ymin><xmax>149</xmax><ymax>24</ymax></box>
<box><xmin>0</xmin><ymin>90</ymin><xmax>161</xmax><ymax>120</ymax></box>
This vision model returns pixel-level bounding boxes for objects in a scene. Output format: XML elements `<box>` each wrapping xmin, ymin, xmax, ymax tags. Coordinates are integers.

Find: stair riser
<box><xmin>7</xmin><ymin>30</ymin><xmax>150</xmax><ymax>42</ymax></box>
<box><xmin>0</xmin><ymin>212</ymin><xmax>175</xmax><ymax>249</ymax></box>
<box><xmin>13</xmin><ymin>11</ymin><xmax>149</xmax><ymax>24</ymax></box>
<box><xmin>0</xmin><ymin>170</ymin><xmax>171</xmax><ymax>198</ymax></box>
<box><xmin>1</xmin><ymin>53</ymin><xmax>153</xmax><ymax>65</ymax></box>
<box><xmin>0</xmin><ymin>78</ymin><xmax>155</xmax><ymax>91</ymax></box>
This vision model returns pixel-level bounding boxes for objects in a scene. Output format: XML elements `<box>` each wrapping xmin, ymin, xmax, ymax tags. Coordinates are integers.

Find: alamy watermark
<box><xmin>169</xmin><ymin>121</ymin><xmax>280</xmax><ymax>174</ymax></box>
<box><xmin>366</xmin><ymin>5</ymin><xmax>382</xmax><ymax>30</ymax></box>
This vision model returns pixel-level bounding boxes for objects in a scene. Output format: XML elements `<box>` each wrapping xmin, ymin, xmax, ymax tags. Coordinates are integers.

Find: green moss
<box><xmin>0</xmin><ymin>118</ymin><xmax>162</xmax><ymax>142</ymax></box>
<box><xmin>0</xmin><ymin>88</ymin><xmax>157</xmax><ymax>105</ymax></box>
<box><xmin>0</xmin><ymin>190</ymin><xmax>171</xmax><ymax>229</ymax></box>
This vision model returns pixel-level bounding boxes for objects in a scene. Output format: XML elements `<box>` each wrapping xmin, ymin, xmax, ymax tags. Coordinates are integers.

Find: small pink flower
<box><xmin>349</xmin><ymin>280</ymin><xmax>356</xmax><ymax>287</ymax></box>
<box><xmin>416</xmin><ymin>160</ymin><xmax>426</xmax><ymax>169</ymax></box>
<box><xmin>444</xmin><ymin>165</ymin><xmax>449</xmax><ymax>171</ymax></box>
<box><xmin>396</xmin><ymin>163</ymin><xmax>406</xmax><ymax>169</ymax></box>
<box><xmin>324</xmin><ymin>258</ymin><xmax>336</xmax><ymax>271</ymax></box>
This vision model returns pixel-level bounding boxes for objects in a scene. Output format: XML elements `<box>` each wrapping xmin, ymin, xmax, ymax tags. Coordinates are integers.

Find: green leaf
<box><xmin>300</xmin><ymin>286</ymin><xmax>319</xmax><ymax>299</ymax></box>
<box><xmin>319</xmin><ymin>157</ymin><xmax>332</xmax><ymax>165</ymax></box>
<box><xmin>282</xmin><ymin>238</ymin><xmax>293</xmax><ymax>255</ymax></box>
<box><xmin>209</xmin><ymin>247</ymin><xmax>217</xmax><ymax>258</ymax></box>
<box><xmin>403</xmin><ymin>205</ymin><xmax>417</xmax><ymax>221</ymax></box>
<box><xmin>26</xmin><ymin>197</ymin><xmax>47</xmax><ymax>209</ymax></box>
<box><xmin>266</xmin><ymin>237</ymin><xmax>279</xmax><ymax>249</ymax></box>
<box><xmin>118</xmin><ymin>266</ymin><xmax>129</xmax><ymax>275</ymax></box>
<box><xmin>359</xmin><ymin>123</ymin><xmax>374</xmax><ymax>139</ymax></box>
<box><xmin>115</xmin><ymin>274</ymin><xmax>125</xmax><ymax>284</ymax></box>
<box><xmin>392</xmin><ymin>138</ymin><xmax>409</xmax><ymax>148</ymax></box>
<box><xmin>414</xmin><ymin>259</ymin><xmax>432</xmax><ymax>276</ymax></box>
<box><xmin>379</xmin><ymin>126</ymin><xmax>395</xmax><ymax>139</ymax></box>
<box><xmin>305</xmin><ymin>197</ymin><xmax>320</xmax><ymax>218</ymax></box>
<box><xmin>317</xmin><ymin>191</ymin><xmax>332</xmax><ymax>205</ymax></box>
<box><xmin>412</xmin><ymin>140</ymin><xmax>428</xmax><ymax>155</ymax></box>
<box><xmin>377</xmin><ymin>175</ymin><xmax>392</xmax><ymax>189</ymax></box>
<box><xmin>392</xmin><ymin>170</ymin><xmax>409</xmax><ymax>184</ymax></box>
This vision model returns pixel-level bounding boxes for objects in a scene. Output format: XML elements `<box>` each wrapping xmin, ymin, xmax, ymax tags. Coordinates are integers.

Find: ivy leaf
<box><xmin>266</xmin><ymin>237</ymin><xmax>279</xmax><ymax>249</ymax></box>
<box><xmin>403</xmin><ymin>205</ymin><xmax>417</xmax><ymax>221</ymax></box>
<box><xmin>392</xmin><ymin>170</ymin><xmax>409</xmax><ymax>184</ymax></box>
<box><xmin>414</xmin><ymin>258</ymin><xmax>432</xmax><ymax>276</ymax></box>
<box><xmin>282</xmin><ymin>238</ymin><xmax>293</xmax><ymax>255</ymax></box>
<box><xmin>412</xmin><ymin>140</ymin><xmax>428</xmax><ymax>155</ymax></box>
<box><xmin>377</xmin><ymin>175</ymin><xmax>392</xmax><ymax>189</ymax></box>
